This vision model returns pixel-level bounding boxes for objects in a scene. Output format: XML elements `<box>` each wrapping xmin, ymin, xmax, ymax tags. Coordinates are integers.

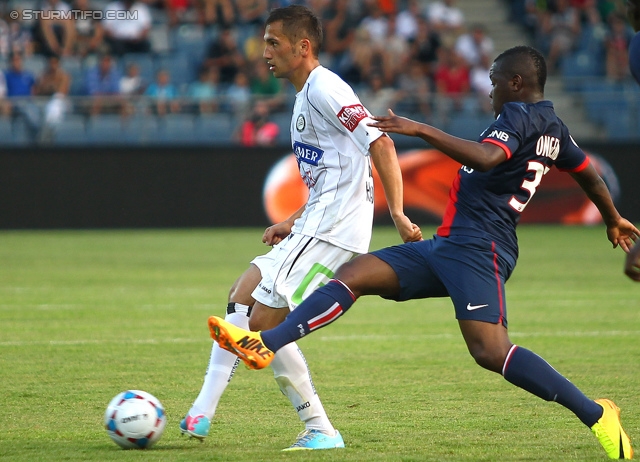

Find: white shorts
<box><xmin>251</xmin><ymin>233</ymin><xmax>357</xmax><ymax>310</ymax></box>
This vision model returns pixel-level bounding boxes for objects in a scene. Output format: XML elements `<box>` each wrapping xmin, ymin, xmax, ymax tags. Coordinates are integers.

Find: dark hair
<box><xmin>494</xmin><ymin>46</ymin><xmax>547</xmax><ymax>92</ymax></box>
<box><xmin>266</xmin><ymin>5</ymin><xmax>323</xmax><ymax>57</ymax></box>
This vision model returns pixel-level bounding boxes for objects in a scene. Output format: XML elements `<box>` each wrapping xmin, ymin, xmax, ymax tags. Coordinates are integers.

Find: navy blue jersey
<box><xmin>437</xmin><ymin>101</ymin><xmax>590</xmax><ymax>260</ymax></box>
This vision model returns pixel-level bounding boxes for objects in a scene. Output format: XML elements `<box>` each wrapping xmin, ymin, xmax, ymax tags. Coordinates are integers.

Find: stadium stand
<box><xmin>1</xmin><ymin>0</ymin><xmax>638</xmax><ymax>145</ymax></box>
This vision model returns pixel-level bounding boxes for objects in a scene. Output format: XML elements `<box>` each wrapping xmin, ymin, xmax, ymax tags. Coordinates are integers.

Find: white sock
<box><xmin>271</xmin><ymin>343</ymin><xmax>335</xmax><ymax>435</ymax></box>
<box><xmin>189</xmin><ymin>303</ymin><xmax>250</xmax><ymax>419</ymax></box>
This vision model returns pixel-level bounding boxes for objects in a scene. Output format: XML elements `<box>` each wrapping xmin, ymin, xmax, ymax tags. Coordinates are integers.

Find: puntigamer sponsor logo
<box><xmin>337</xmin><ymin>104</ymin><xmax>367</xmax><ymax>132</ymax></box>
<box><xmin>293</xmin><ymin>141</ymin><xmax>324</xmax><ymax>166</ymax></box>
<box><xmin>13</xmin><ymin>9</ymin><xmax>138</xmax><ymax>21</ymax></box>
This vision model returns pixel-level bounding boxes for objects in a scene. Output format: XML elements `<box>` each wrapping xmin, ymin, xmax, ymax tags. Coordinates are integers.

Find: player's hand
<box><xmin>262</xmin><ymin>221</ymin><xmax>291</xmax><ymax>246</ymax></box>
<box><xmin>393</xmin><ymin>214</ymin><xmax>423</xmax><ymax>243</ymax></box>
<box><xmin>606</xmin><ymin>217</ymin><xmax>639</xmax><ymax>252</ymax></box>
<box><xmin>368</xmin><ymin>109</ymin><xmax>423</xmax><ymax>136</ymax></box>
<box><xmin>624</xmin><ymin>241</ymin><xmax>640</xmax><ymax>281</ymax></box>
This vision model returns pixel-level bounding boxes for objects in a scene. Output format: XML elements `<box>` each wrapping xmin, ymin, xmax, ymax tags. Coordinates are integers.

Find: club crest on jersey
<box><xmin>337</xmin><ymin>104</ymin><xmax>367</xmax><ymax>132</ymax></box>
<box><xmin>296</xmin><ymin>114</ymin><xmax>305</xmax><ymax>132</ymax></box>
<box><xmin>293</xmin><ymin>141</ymin><xmax>324</xmax><ymax>166</ymax></box>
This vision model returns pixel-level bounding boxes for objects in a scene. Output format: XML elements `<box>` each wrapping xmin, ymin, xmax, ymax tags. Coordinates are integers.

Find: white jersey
<box><xmin>289</xmin><ymin>66</ymin><xmax>385</xmax><ymax>254</ymax></box>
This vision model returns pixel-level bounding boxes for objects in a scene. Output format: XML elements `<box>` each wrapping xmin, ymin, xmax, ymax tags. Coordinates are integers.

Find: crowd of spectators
<box><xmin>0</xmin><ymin>0</ymin><xmax>637</xmax><ymax>144</ymax></box>
<box><xmin>514</xmin><ymin>0</ymin><xmax>635</xmax><ymax>80</ymax></box>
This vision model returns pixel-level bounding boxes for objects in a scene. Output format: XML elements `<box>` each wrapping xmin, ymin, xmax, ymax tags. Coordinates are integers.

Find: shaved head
<box><xmin>493</xmin><ymin>46</ymin><xmax>547</xmax><ymax>93</ymax></box>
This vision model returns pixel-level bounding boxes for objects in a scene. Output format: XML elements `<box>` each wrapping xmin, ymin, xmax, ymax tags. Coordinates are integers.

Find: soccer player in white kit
<box><xmin>180</xmin><ymin>5</ymin><xmax>422</xmax><ymax>450</ymax></box>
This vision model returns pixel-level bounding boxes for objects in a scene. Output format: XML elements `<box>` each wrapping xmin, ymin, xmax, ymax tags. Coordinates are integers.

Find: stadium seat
<box><xmin>155</xmin><ymin>54</ymin><xmax>195</xmax><ymax>88</ymax></box>
<box><xmin>122</xmin><ymin>53</ymin><xmax>155</xmax><ymax>83</ymax></box>
<box><xmin>23</xmin><ymin>55</ymin><xmax>47</xmax><ymax>77</ymax></box>
<box><xmin>158</xmin><ymin>114</ymin><xmax>199</xmax><ymax>144</ymax></box>
<box><xmin>271</xmin><ymin>112</ymin><xmax>291</xmax><ymax>145</ymax></box>
<box><xmin>561</xmin><ymin>51</ymin><xmax>604</xmax><ymax>92</ymax></box>
<box><xmin>86</xmin><ymin>115</ymin><xmax>127</xmax><ymax>144</ymax></box>
<box><xmin>447</xmin><ymin>113</ymin><xmax>494</xmax><ymax>141</ymax></box>
<box><xmin>171</xmin><ymin>25</ymin><xmax>208</xmax><ymax>68</ymax></box>
<box><xmin>54</xmin><ymin>116</ymin><xmax>88</xmax><ymax>145</ymax></box>
<box><xmin>125</xmin><ymin>116</ymin><xmax>161</xmax><ymax>144</ymax></box>
<box><xmin>0</xmin><ymin>118</ymin><xmax>30</xmax><ymax>145</ymax></box>
<box><xmin>195</xmin><ymin>114</ymin><xmax>235</xmax><ymax>144</ymax></box>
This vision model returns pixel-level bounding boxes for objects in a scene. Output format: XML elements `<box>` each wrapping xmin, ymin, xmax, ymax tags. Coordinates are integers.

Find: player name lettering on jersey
<box><xmin>293</xmin><ymin>141</ymin><xmax>325</xmax><ymax>166</ymax></box>
<box><xmin>487</xmin><ymin>130</ymin><xmax>510</xmax><ymax>142</ymax></box>
<box><xmin>337</xmin><ymin>104</ymin><xmax>367</xmax><ymax>132</ymax></box>
<box><xmin>535</xmin><ymin>135</ymin><xmax>560</xmax><ymax>160</ymax></box>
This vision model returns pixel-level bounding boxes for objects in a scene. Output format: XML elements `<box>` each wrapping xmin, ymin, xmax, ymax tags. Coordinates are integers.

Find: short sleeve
<box><xmin>554</xmin><ymin>133</ymin><xmax>589</xmax><ymax>172</ymax></box>
<box><xmin>307</xmin><ymin>80</ymin><xmax>384</xmax><ymax>153</ymax></box>
<box><xmin>479</xmin><ymin>104</ymin><xmax>522</xmax><ymax>160</ymax></box>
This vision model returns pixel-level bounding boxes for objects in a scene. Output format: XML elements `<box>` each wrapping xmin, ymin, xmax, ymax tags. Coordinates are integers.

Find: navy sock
<box><xmin>503</xmin><ymin>346</ymin><xmax>603</xmax><ymax>427</ymax></box>
<box><xmin>261</xmin><ymin>280</ymin><xmax>356</xmax><ymax>352</ymax></box>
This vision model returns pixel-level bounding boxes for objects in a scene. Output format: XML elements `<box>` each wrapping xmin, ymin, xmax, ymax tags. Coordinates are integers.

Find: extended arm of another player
<box><xmin>570</xmin><ymin>164</ymin><xmax>639</xmax><ymax>251</ymax></box>
<box><xmin>369</xmin><ymin>134</ymin><xmax>422</xmax><ymax>243</ymax></box>
<box><xmin>369</xmin><ymin>110</ymin><xmax>506</xmax><ymax>171</ymax></box>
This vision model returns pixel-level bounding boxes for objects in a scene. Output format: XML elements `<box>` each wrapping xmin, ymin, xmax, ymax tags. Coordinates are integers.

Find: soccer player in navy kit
<box><xmin>208</xmin><ymin>46</ymin><xmax>637</xmax><ymax>458</ymax></box>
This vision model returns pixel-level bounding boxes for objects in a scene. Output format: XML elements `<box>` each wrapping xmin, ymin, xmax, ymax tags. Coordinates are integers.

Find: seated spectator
<box><xmin>427</xmin><ymin>0</ymin><xmax>465</xmax><ymax>45</ymax></box>
<box><xmin>605</xmin><ymin>12</ymin><xmax>634</xmax><ymax>81</ymax></box>
<box><xmin>0</xmin><ymin>12</ymin><xmax>34</xmax><ymax>59</ymax></box>
<box><xmin>358</xmin><ymin>72</ymin><xmax>397</xmax><ymax>117</ymax></box>
<box><xmin>396</xmin><ymin>59</ymin><xmax>432</xmax><ymax>118</ymax></box>
<box><xmin>144</xmin><ymin>69</ymin><xmax>180</xmax><ymax>116</ymax></box>
<box><xmin>539</xmin><ymin>0</ymin><xmax>581</xmax><ymax>72</ymax></box>
<box><xmin>469</xmin><ymin>53</ymin><xmax>493</xmax><ymax>114</ymax></box>
<box><xmin>103</xmin><ymin>0</ymin><xmax>152</xmax><ymax>55</ymax></box>
<box><xmin>36</xmin><ymin>0</ymin><xmax>76</xmax><ymax>57</ymax></box>
<box><xmin>5</xmin><ymin>53</ymin><xmax>39</xmax><ymax>139</ymax></box>
<box><xmin>163</xmin><ymin>0</ymin><xmax>192</xmax><ymax>28</ymax></box>
<box><xmin>0</xmin><ymin>71</ymin><xmax>8</xmax><ymax>117</ymax></box>
<box><xmin>225</xmin><ymin>70</ymin><xmax>251</xmax><ymax>118</ymax></box>
<box><xmin>322</xmin><ymin>0</ymin><xmax>359</xmax><ymax>75</ymax></box>
<box><xmin>249</xmin><ymin>63</ymin><xmax>284</xmax><ymax>111</ymax></box>
<box><xmin>197</xmin><ymin>0</ymin><xmax>235</xmax><ymax>27</ymax></box>
<box><xmin>120</xmin><ymin>63</ymin><xmax>146</xmax><ymax>95</ymax></box>
<box><xmin>119</xmin><ymin>62</ymin><xmax>146</xmax><ymax>115</ymax></box>
<box><xmin>236</xmin><ymin>0</ymin><xmax>269</xmax><ymax>26</ymax></box>
<box><xmin>186</xmin><ymin>66</ymin><xmax>219</xmax><ymax>114</ymax></box>
<box><xmin>84</xmin><ymin>53</ymin><xmax>123</xmax><ymax>115</ymax></box>
<box><xmin>204</xmin><ymin>26</ymin><xmax>245</xmax><ymax>86</ymax></box>
<box><xmin>395</xmin><ymin>0</ymin><xmax>424</xmax><ymax>42</ymax></box>
<box><xmin>433</xmin><ymin>48</ymin><xmax>470</xmax><ymax>117</ymax></box>
<box><xmin>237</xmin><ymin>99</ymin><xmax>280</xmax><ymax>147</ymax></box>
<box><xmin>379</xmin><ymin>14</ymin><xmax>409</xmax><ymax>85</ymax></box>
<box><xmin>408</xmin><ymin>17</ymin><xmax>441</xmax><ymax>77</ymax></box>
<box><xmin>34</xmin><ymin>55</ymin><xmax>71</xmax><ymax>103</ymax></box>
<box><xmin>34</xmin><ymin>56</ymin><xmax>71</xmax><ymax>139</ymax></box>
<box><xmin>341</xmin><ymin>26</ymin><xmax>375</xmax><ymax>86</ymax></box>
<box><xmin>359</xmin><ymin>3</ymin><xmax>389</xmax><ymax>47</ymax></box>
<box><xmin>454</xmin><ymin>24</ymin><xmax>494</xmax><ymax>67</ymax></box>
<box><xmin>73</xmin><ymin>0</ymin><xmax>107</xmax><ymax>57</ymax></box>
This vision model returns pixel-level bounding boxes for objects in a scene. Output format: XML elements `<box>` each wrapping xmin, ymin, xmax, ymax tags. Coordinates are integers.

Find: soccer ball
<box><xmin>104</xmin><ymin>390</ymin><xmax>167</xmax><ymax>449</ymax></box>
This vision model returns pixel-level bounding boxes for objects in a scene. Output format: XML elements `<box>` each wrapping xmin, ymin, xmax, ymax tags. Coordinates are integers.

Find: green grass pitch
<box><xmin>0</xmin><ymin>226</ymin><xmax>637</xmax><ymax>461</ymax></box>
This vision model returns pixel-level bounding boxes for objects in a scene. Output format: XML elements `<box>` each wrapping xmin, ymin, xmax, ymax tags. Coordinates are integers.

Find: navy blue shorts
<box><xmin>371</xmin><ymin>234</ymin><xmax>516</xmax><ymax>326</ymax></box>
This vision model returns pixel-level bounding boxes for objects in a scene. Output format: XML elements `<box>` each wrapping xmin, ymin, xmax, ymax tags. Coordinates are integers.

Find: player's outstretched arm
<box><xmin>369</xmin><ymin>109</ymin><xmax>506</xmax><ymax>171</ymax></box>
<box><xmin>570</xmin><ymin>164</ymin><xmax>640</xmax><ymax>251</ymax></box>
<box><xmin>624</xmin><ymin>241</ymin><xmax>640</xmax><ymax>281</ymax></box>
<box><xmin>262</xmin><ymin>204</ymin><xmax>306</xmax><ymax>246</ymax></box>
<box><xmin>369</xmin><ymin>134</ymin><xmax>422</xmax><ymax>243</ymax></box>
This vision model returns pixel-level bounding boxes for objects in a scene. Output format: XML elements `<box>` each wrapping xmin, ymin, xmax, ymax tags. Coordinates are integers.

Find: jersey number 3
<box><xmin>509</xmin><ymin>161</ymin><xmax>550</xmax><ymax>213</ymax></box>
